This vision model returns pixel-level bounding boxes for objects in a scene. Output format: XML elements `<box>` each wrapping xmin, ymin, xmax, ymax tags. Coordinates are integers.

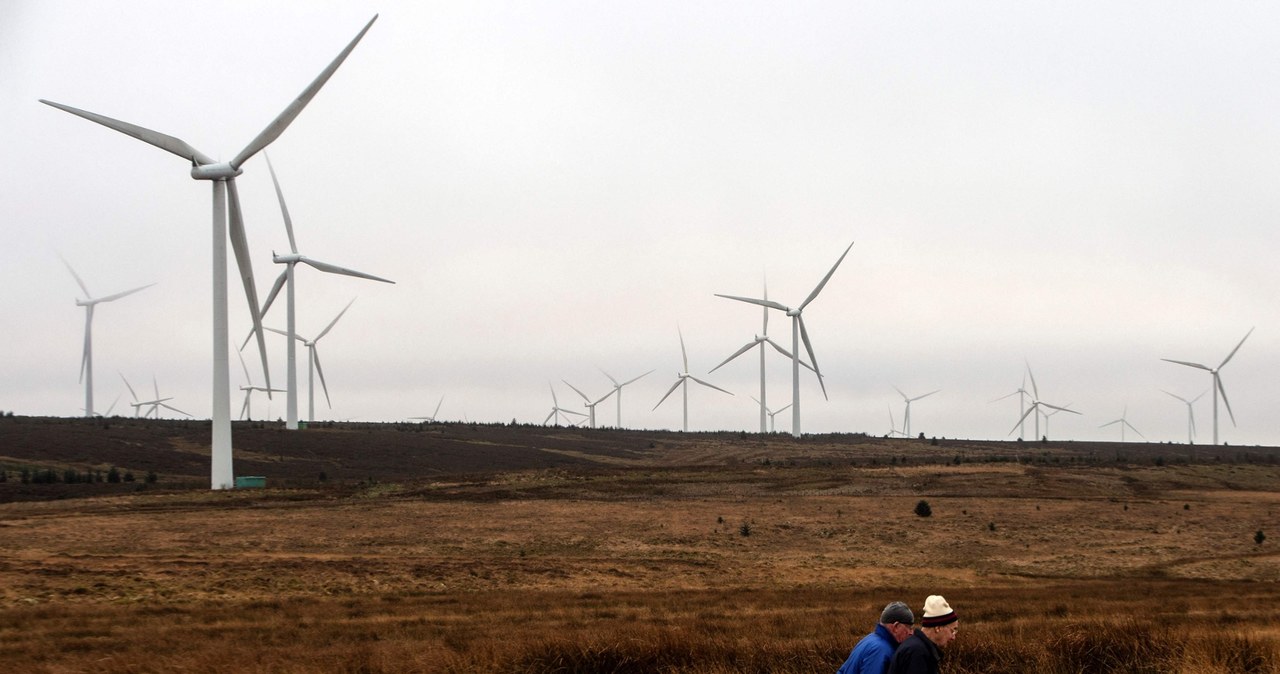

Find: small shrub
<box><xmin>739</xmin><ymin>522</ymin><xmax>751</xmax><ymax>537</ymax></box>
<box><xmin>915</xmin><ymin>500</ymin><xmax>932</xmax><ymax>518</ymax></box>
<box><xmin>988</xmin><ymin>522</ymin><xmax>997</xmax><ymax>532</ymax></box>
<box><xmin>1256</xmin><ymin>530</ymin><xmax>1266</xmax><ymax>545</ymax></box>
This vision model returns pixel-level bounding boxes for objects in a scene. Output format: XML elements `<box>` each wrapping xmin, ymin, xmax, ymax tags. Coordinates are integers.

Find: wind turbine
<box><xmin>653</xmin><ymin>329</ymin><xmax>733</xmax><ymax>432</ymax></box>
<box><xmin>254</xmin><ymin>154</ymin><xmax>394</xmax><ymax>431</ymax></box>
<box><xmin>600</xmin><ymin>368</ymin><xmax>653</xmax><ymax>428</ymax></box>
<box><xmin>1161</xmin><ymin>390</ymin><xmax>1205</xmax><ymax>445</ymax></box>
<box><xmin>1161</xmin><ymin>328</ymin><xmax>1253</xmax><ymax>446</ymax></box>
<box><xmin>563</xmin><ymin>381</ymin><xmax>615</xmax><ymax>429</ymax></box>
<box><xmin>716</xmin><ymin>241</ymin><xmax>853</xmax><ymax>437</ymax></box>
<box><xmin>894</xmin><ymin>386</ymin><xmax>939</xmax><ymax>438</ymax></box>
<box><xmin>885</xmin><ymin>404</ymin><xmax>907</xmax><ymax>438</ymax></box>
<box><xmin>991</xmin><ymin>374</ymin><xmax>1030</xmax><ymax>440</ymax></box>
<box><xmin>237</xmin><ymin>350</ymin><xmax>284</xmax><ymax>422</ymax></box>
<box><xmin>41</xmin><ymin>16</ymin><xmax>378</xmax><ymax>489</ymax></box>
<box><xmin>1008</xmin><ymin>364</ymin><xmax>1080</xmax><ymax>440</ymax></box>
<box><xmin>1041</xmin><ymin>403</ymin><xmax>1075</xmax><ymax>441</ymax></box>
<box><xmin>410</xmin><ymin>395</ymin><xmax>446</xmax><ymax>423</ymax></box>
<box><xmin>266</xmin><ymin>298</ymin><xmax>357</xmax><ymax>424</ymax></box>
<box><xmin>61</xmin><ymin>256</ymin><xmax>153</xmax><ymax>418</ymax></box>
<box><xmin>1099</xmin><ymin>406</ymin><xmax>1143</xmax><ymax>442</ymax></box>
<box><xmin>750</xmin><ymin>397</ymin><xmax>791</xmax><ymax>433</ymax></box>
<box><xmin>121</xmin><ymin>374</ymin><xmax>190</xmax><ymax>419</ymax></box>
<box><xmin>544</xmin><ymin>383</ymin><xmax>586</xmax><ymax>426</ymax></box>
<box><xmin>711</xmin><ymin>278</ymin><xmax>812</xmax><ymax>433</ymax></box>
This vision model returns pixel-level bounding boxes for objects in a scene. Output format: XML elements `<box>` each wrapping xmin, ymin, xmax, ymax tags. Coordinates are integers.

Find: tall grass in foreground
<box><xmin>1</xmin><ymin>583</ymin><xmax>1276</xmax><ymax>673</ymax></box>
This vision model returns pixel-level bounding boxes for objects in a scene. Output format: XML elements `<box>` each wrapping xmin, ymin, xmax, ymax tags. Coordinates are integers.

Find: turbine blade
<box><xmin>714</xmin><ymin>293</ymin><xmax>790</xmax><ymax>313</ymax></box>
<box><xmin>59</xmin><ymin>255</ymin><xmax>92</xmax><ymax>297</ymax></box>
<box><xmin>1024</xmin><ymin>362</ymin><xmax>1040</xmax><ymax>399</ymax></box>
<box><xmin>592</xmin><ymin>388</ymin><xmax>616</xmax><ymax>406</ymax></box>
<box><xmin>260</xmin><ymin>270</ymin><xmax>289</xmax><ymax>323</ymax></box>
<box><xmin>240</xmin><ymin>392</ymin><xmax>251</xmax><ymax>420</ymax></box>
<box><xmin>39</xmin><ymin>100</ymin><xmax>215</xmax><ymax>165</ymax></box>
<box><xmin>119</xmin><ymin>372</ymin><xmax>138</xmax><ymax>401</ymax></box>
<box><xmin>236</xmin><ymin>348</ymin><xmax>252</xmax><ymax>383</ymax></box>
<box><xmin>1008</xmin><ymin>404</ymin><xmax>1038</xmax><ymax>437</ymax></box>
<box><xmin>316</xmin><ymin>298</ymin><xmax>356</xmax><ymax>341</ymax></box>
<box><xmin>230</xmin><ymin>15</ymin><xmax>379</xmax><ymax>169</ymax></box>
<box><xmin>96</xmin><ymin>283</ymin><xmax>155</xmax><ymax>304</ymax></box>
<box><xmin>653</xmin><ymin>379</ymin><xmax>682</xmax><ymax>410</ymax></box>
<box><xmin>227</xmin><ymin>179</ymin><xmax>270</xmax><ymax>391</ymax></box>
<box><xmin>621</xmin><ymin>369</ymin><xmax>654</xmax><ymax>387</ymax></box>
<box><xmin>1125</xmin><ymin>420</ymin><xmax>1145</xmax><ymax>438</ymax></box>
<box><xmin>1216</xmin><ymin>374</ymin><xmax>1236</xmax><ymax>426</ymax></box>
<box><xmin>799</xmin><ymin>240</ymin><xmax>854</xmax><ymax>311</ymax></box>
<box><xmin>264</xmin><ymin>153</ymin><xmax>299</xmax><ymax>254</ymax></box>
<box><xmin>911</xmin><ymin>390</ymin><xmax>940</xmax><ymax>402</ymax></box>
<box><xmin>562</xmin><ymin>380</ymin><xmax>590</xmax><ymax>402</ymax></box>
<box><xmin>1161</xmin><ymin>390</ymin><xmax>1188</xmax><ymax>404</ymax></box>
<box><xmin>1039</xmin><ymin>402</ymin><xmax>1081</xmax><ymax>415</ymax></box>
<box><xmin>434</xmin><ymin>395</ymin><xmax>444</xmax><ymax>418</ymax></box>
<box><xmin>678</xmin><ymin>328</ymin><xmax>688</xmax><ymax>372</ymax></box>
<box><xmin>599</xmin><ymin>368</ymin><xmax>620</xmax><ymax>386</ymax></box>
<box><xmin>797</xmin><ymin>317</ymin><xmax>827</xmax><ymax>398</ymax></box>
<box><xmin>313</xmin><ymin>348</ymin><xmax>331</xmax><ymax>408</ymax></box>
<box><xmin>709</xmin><ymin>341</ymin><xmax>756</xmax><ymax>373</ymax></box>
<box><xmin>1218</xmin><ymin>327</ymin><xmax>1254</xmax><ymax>369</ymax></box>
<box><xmin>688</xmin><ymin>376</ymin><xmax>733</xmax><ymax>396</ymax></box>
<box><xmin>1161</xmin><ymin>358</ymin><xmax>1211</xmax><ymax>371</ymax></box>
<box><xmin>300</xmin><ymin>257</ymin><xmax>394</xmax><ymax>283</ymax></box>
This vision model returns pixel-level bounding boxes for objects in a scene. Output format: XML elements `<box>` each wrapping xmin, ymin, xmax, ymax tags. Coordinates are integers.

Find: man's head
<box><xmin>919</xmin><ymin>595</ymin><xmax>959</xmax><ymax>647</ymax></box>
<box><xmin>879</xmin><ymin>601</ymin><xmax>915</xmax><ymax>644</ymax></box>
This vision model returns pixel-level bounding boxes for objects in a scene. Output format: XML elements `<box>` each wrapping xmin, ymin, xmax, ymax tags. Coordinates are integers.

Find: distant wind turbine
<box><xmin>237</xmin><ymin>350</ymin><xmax>284</xmax><ymax>421</ymax></box>
<box><xmin>410</xmin><ymin>395</ymin><xmax>446</xmax><ymax>423</ymax></box>
<box><xmin>894</xmin><ymin>386</ymin><xmax>939</xmax><ymax>438</ymax></box>
<box><xmin>563</xmin><ymin>380</ymin><xmax>615</xmax><ymax>429</ymax></box>
<box><xmin>750</xmin><ymin>397</ymin><xmax>791</xmax><ymax>433</ymax></box>
<box><xmin>1041</xmin><ymin>403</ymin><xmax>1074</xmax><ymax>441</ymax></box>
<box><xmin>885</xmin><ymin>403</ymin><xmax>907</xmax><ymax>438</ymax></box>
<box><xmin>1099</xmin><ymin>406</ymin><xmax>1144</xmax><ymax>442</ymax></box>
<box><xmin>653</xmin><ymin>329</ymin><xmax>733</xmax><ymax>432</ymax></box>
<box><xmin>600</xmin><ymin>368</ymin><xmax>653</xmax><ymax>428</ymax></box>
<box><xmin>711</xmin><ymin>278</ymin><xmax>812</xmax><ymax>433</ymax></box>
<box><xmin>121</xmin><ymin>373</ymin><xmax>190</xmax><ymax>419</ymax></box>
<box><xmin>1161</xmin><ymin>390</ymin><xmax>1205</xmax><ymax>445</ymax></box>
<box><xmin>1161</xmin><ymin>328</ymin><xmax>1253</xmax><ymax>446</ymax></box>
<box><xmin>60</xmin><ymin>256</ymin><xmax>153</xmax><ymax>418</ymax></box>
<box><xmin>1008</xmin><ymin>364</ymin><xmax>1080</xmax><ymax>439</ymax></box>
<box><xmin>41</xmin><ymin>15</ymin><xmax>379</xmax><ymax>489</ymax></box>
<box><xmin>544</xmin><ymin>383</ymin><xmax>586</xmax><ymax>426</ymax></box>
<box><xmin>266</xmin><ymin>298</ymin><xmax>358</xmax><ymax>424</ymax></box>
<box><xmin>715</xmin><ymin>241</ymin><xmax>853</xmax><ymax>437</ymax></box>
<box><xmin>254</xmin><ymin>154</ymin><xmax>394</xmax><ymax>431</ymax></box>
<box><xmin>991</xmin><ymin>374</ymin><xmax>1030</xmax><ymax>440</ymax></box>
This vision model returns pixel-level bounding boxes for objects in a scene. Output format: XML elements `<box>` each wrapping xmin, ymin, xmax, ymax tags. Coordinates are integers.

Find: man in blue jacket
<box><xmin>835</xmin><ymin>601</ymin><xmax>916</xmax><ymax>674</ymax></box>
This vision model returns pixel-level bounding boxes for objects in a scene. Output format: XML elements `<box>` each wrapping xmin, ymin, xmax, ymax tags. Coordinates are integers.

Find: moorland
<box><xmin>0</xmin><ymin>415</ymin><xmax>1277</xmax><ymax>672</ymax></box>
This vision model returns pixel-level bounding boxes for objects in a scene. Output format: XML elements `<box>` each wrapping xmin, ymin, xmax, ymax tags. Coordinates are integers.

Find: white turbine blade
<box><xmin>96</xmin><ymin>283</ymin><xmax>154</xmax><ymax>304</ymax></box>
<box><xmin>688</xmin><ymin>376</ymin><xmax>733</xmax><ymax>396</ymax></box>
<box><xmin>299</xmin><ymin>257</ymin><xmax>394</xmax><ymax>283</ymax></box>
<box><xmin>265</xmin><ymin>326</ymin><xmax>306</xmax><ymax>342</ymax></box>
<box><xmin>236</xmin><ymin>348</ymin><xmax>252</xmax><ymax>384</ymax></box>
<box><xmin>557</xmin><ymin>407</ymin><xmax>586</xmax><ymax>417</ymax></box>
<box><xmin>991</xmin><ymin>390</ymin><xmax>1022</xmax><ymax>403</ymax></box>
<box><xmin>152</xmin><ymin>376</ymin><xmax>160</xmax><ymax>401</ymax></box>
<box><xmin>40</xmin><ymin>100</ymin><xmax>215</xmax><ymax>165</ymax></box>
<box><xmin>715</xmin><ymin>293</ymin><xmax>790</xmax><ymax>313</ymax></box>
<box><xmin>911</xmin><ymin>389</ymin><xmax>941</xmax><ymax>402</ymax></box>
<box><xmin>1124</xmin><ymin>420</ymin><xmax>1145</xmax><ymax>438</ymax></box>
<box><xmin>774</xmin><ymin>403</ymin><xmax>791</xmax><ymax>414</ymax></box>
<box><xmin>543</xmin><ymin>409</ymin><xmax>556</xmax><ymax>425</ymax></box>
<box><xmin>562</xmin><ymin>380</ymin><xmax>590</xmax><ymax>402</ymax></box>
<box><xmin>259</xmin><ymin>270</ymin><xmax>290</xmax><ymax>324</ymax></box>
<box><xmin>313</xmin><ymin>348</ymin><xmax>332</xmax><ymax>408</ymax></box>
<box><xmin>160</xmin><ymin>402</ymin><xmax>191</xmax><ymax>417</ymax></box>
<box><xmin>653</xmin><ymin>379</ymin><xmax>683</xmax><ymax>410</ymax></box>
<box><xmin>548</xmin><ymin>382</ymin><xmax>559</xmax><ymax>407</ymax></box>
<box><xmin>1099</xmin><ymin>419</ymin><xmax>1121</xmax><ymax>429</ymax></box>
<box><xmin>677</xmin><ymin>328</ymin><xmax>689</xmax><ymax>372</ymax></box>
<box><xmin>316</xmin><ymin>298</ymin><xmax>357</xmax><ymax>342</ymax></box>
<box><xmin>104</xmin><ymin>395</ymin><xmax>120</xmax><ymax>416</ymax></box>
<box><xmin>599</xmin><ymin>369</ymin><xmax>620</xmax><ymax>386</ymax></box>
<box><xmin>230</xmin><ymin>15</ymin><xmax>379</xmax><ymax>169</ymax></box>
<box><xmin>592</xmin><ymin>388</ymin><xmax>616</xmax><ymax>406</ymax></box>
<box><xmin>797</xmin><ymin>316</ymin><xmax>827</xmax><ymax>399</ymax></box>
<box><xmin>1216</xmin><ymin>374</ymin><xmax>1237</xmax><ymax>426</ymax></box>
<box><xmin>1024</xmin><ymin>362</ymin><xmax>1040</xmax><ymax>400</ymax></box>
<box><xmin>264</xmin><ymin>153</ymin><xmax>299</xmax><ymax>254</ymax></box>
<box><xmin>119</xmin><ymin>372</ymin><xmax>139</xmax><ymax>402</ymax></box>
<box><xmin>1218</xmin><ymin>327</ymin><xmax>1254</xmax><ymax>369</ymax></box>
<box><xmin>1161</xmin><ymin>390</ymin><xmax>1189</xmax><ymax>404</ymax></box>
<box><xmin>893</xmin><ymin>386</ymin><xmax>908</xmax><ymax>401</ymax></box>
<box><xmin>1008</xmin><ymin>404</ymin><xmax>1038</xmax><ymax>436</ymax></box>
<box><xmin>1192</xmin><ymin>390</ymin><xmax>1208</xmax><ymax>403</ymax></box>
<box><xmin>762</xmin><ymin>338</ymin><xmax>816</xmax><ymax>373</ymax></box>
<box><xmin>240</xmin><ymin>392</ymin><xmax>251</xmax><ymax>420</ymax></box>
<box><xmin>434</xmin><ymin>395</ymin><xmax>444</xmax><ymax>418</ymax></box>
<box><xmin>621</xmin><ymin>369</ymin><xmax>654</xmax><ymax>387</ymax></box>
<box><xmin>1040</xmin><ymin>402</ymin><xmax>1081</xmax><ymax>415</ymax></box>
<box><xmin>1161</xmin><ymin>358</ymin><xmax>1211</xmax><ymax>371</ymax></box>
<box><xmin>59</xmin><ymin>256</ymin><xmax>92</xmax><ymax>297</ymax></box>
<box><xmin>227</xmin><ymin>179</ymin><xmax>270</xmax><ymax>391</ymax></box>
<box><xmin>798</xmin><ymin>240</ymin><xmax>854</xmax><ymax>311</ymax></box>
<box><xmin>710</xmin><ymin>341</ymin><xmax>756</xmax><ymax>373</ymax></box>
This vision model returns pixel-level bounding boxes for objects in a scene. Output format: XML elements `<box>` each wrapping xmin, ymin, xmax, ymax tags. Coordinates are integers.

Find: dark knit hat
<box><xmin>920</xmin><ymin>595</ymin><xmax>957</xmax><ymax>627</ymax></box>
<box><xmin>880</xmin><ymin>601</ymin><xmax>915</xmax><ymax>625</ymax></box>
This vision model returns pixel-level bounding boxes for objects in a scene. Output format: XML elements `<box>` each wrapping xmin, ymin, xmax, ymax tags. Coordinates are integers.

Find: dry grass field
<box><xmin>0</xmin><ymin>416</ymin><xmax>1278</xmax><ymax>672</ymax></box>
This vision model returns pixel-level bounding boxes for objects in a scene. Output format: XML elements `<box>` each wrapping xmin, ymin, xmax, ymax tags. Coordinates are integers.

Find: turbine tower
<box><xmin>563</xmin><ymin>380</ymin><xmax>615</xmax><ymax>429</ymax></box>
<box><xmin>1161</xmin><ymin>390</ymin><xmax>1205</xmax><ymax>445</ymax></box>
<box><xmin>894</xmin><ymin>386</ymin><xmax>939</xmax><ymax>438</ymax></box>
<box><xmin>1008</xmin><ymin>364</ymin><xmax>1079</xmax><ymax>440</ymax></box>
<box><xmin>60</xmin><ymin>256</ymin><xmax>153</xmax><ymax>418</ymax></box>
<box><xmin>42</xmin><ymin>16</ymin><xmax>379</xmax><ymax>489</ymax></box>
<box><xmin>711</xmin><ymin>278</ymin><xmax>810</xmax><ymax>433</ymax></box>
<box><xmin>653</xmin><ymin>328</ymin><xmax>733</xmax><ymax>432</ymax></box>
<box><xmin>1099</xmin><ymin>406</ymin><xmax>1144</xmax><ymax>442</ymax></box>
<box><xmin>600</xmin><ymin>368</ymin><xmax>653</xmax><ymax>428</ymax></box>
<box><xmin>256</xmin><ymin>154</ymin><xmax>394</xmax><ymax>431</ymax></box>
<box><xmin>715</xmin><ymin>241</ymin><xmax>853</xmax><ymax>437</ymax></box>
<box><xmin>1161</xmin><ymin>328</ymin><xmax>1253</xmax><ymax>446</ymax></box>
<box><xmin>266</xmin><ymin>298</ymin><xmax>358</xmax><ymax>424</ymax></box>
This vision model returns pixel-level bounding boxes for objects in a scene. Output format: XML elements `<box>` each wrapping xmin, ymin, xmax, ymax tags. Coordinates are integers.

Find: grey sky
<box><xmin>3</xmin><ymin>1</ymin><xmax>1278</xmax><ymax>444</ymax></box>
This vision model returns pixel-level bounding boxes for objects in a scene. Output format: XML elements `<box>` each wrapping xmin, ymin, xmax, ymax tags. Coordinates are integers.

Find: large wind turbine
<box><xmin>563</xmin><ymin>380</ymin><xmax>615</xmax><ymax>429</ymax></box>
<box><xmin>1161</xmin><ymin>328</ymin><xmax>1253</xmax><ymax>446</ymax></box>
<box><xmin>894</xmin><ymin>386</ymin><xmax>939</xmax><ymax>438</ymax></box>
<box><xmin>600</xmin><ymin>368</ymin><xmax>653</xmax><ymax>428</ymax></box>
<box><xmin>266</xmin><ymin>298</ymin><xmax>358</xmax><ymax>424</ymax></box>
<box><xmin>1008</xmin><ymin>364</ymin><xmax>1080</xmax><ymax>440</ymax></box>
<box><xmin>711</xmin><ymin>278</ymin><xmax>811</xmax><ymax>433</ymax></box>
<box><xmin>1099</xmin><ymin>406</ymin><xmax>1144</xmax><ymax>442</ymax></box>
<box><xmin>1161</xmin><ymin>390</ymin><xmax>1205</xmax><ymax>445</ymax></box>
<box><xmin>41</xmin><ymin>16</ymin><xmax>378</xmax><ymax>489</ymax></box>
<box><xmin>716</xmin><ymin>241</ymin><xmax>853</xmax><ymax>437</ymax></box>
<box><xmin>653</xmin><ymin>329</ymin><xmax>733</xmax><ymax>432</ymax></box>
<box><xmin>256</xmin><ymin>154</ymin><xmax>394</xmax><ymax>431</ymax></box>
<box><xmin>60</xmin><ymin>257</ymin><xmax>152</xmax><ymax>418</ymax></box>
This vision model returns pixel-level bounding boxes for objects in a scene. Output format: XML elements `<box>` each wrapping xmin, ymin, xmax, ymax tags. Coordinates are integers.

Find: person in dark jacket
<box><xmin>835</xmin><ymin>601</ymin><xmax>916</xmax><ymax>674</ymax></box>
<box><xmin>888</xmin><ymin>595</ymin><xmax>959</xmax><ymax>674</ymax></box>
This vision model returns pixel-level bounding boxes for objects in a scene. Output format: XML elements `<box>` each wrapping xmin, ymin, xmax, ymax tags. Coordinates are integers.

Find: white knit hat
<box><xmin>920</xmin><ymin>595</ymin><xmax>957</xmax><ymax>627</ymax></box>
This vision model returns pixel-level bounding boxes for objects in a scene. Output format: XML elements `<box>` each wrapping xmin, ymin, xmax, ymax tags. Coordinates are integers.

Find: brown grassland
<box><xmin>0</xmin><ymin>415</ymin><xmax>1278</xmax><ymax>672</ymax></box>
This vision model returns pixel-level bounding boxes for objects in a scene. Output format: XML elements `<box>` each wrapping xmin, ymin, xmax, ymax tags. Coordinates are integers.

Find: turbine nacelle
<box><xmin>190</xmin><ymin>163</ymin><xmax>244</xmax><ymax>181</ymax></box>
<box><xmin>786</xmin><ymin>308</ymin><xmax>801</xmax><ymax>317</ymax></box>
<box><xmin>273</xmin><ymin>252</ymin><xmax>304</xmax><ymax>264</ymax></box>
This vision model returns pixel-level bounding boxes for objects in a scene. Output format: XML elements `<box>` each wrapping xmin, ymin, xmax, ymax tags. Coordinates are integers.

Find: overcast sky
<box><xmin>4</xmin><ymin>1</ymin><xmax>1278</xmax><ymax>445</ymax></box>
